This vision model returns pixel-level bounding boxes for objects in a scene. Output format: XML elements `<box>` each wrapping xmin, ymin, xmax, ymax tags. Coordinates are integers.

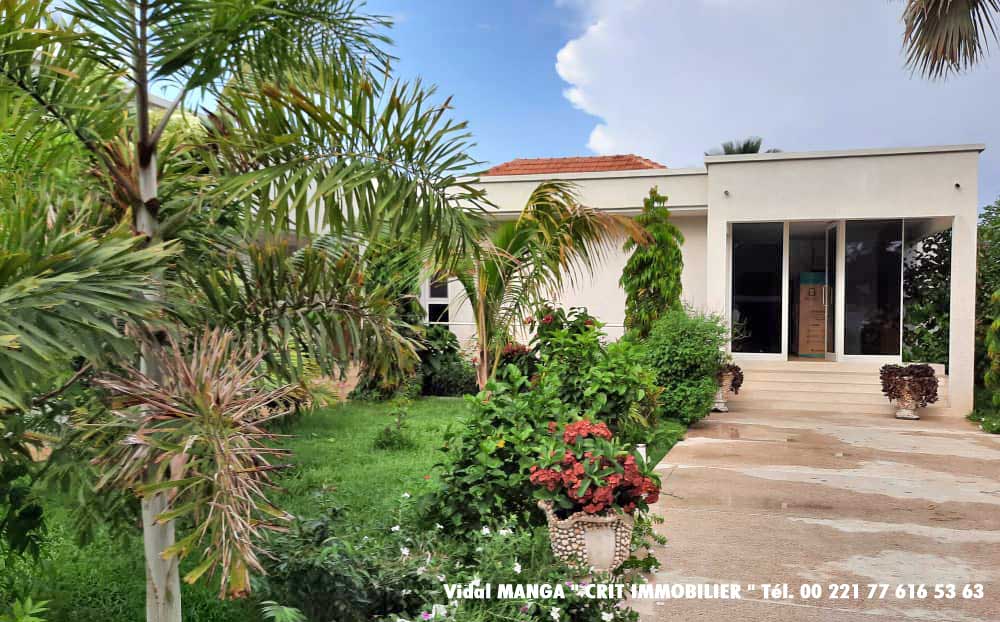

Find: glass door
<box><xmin>844</xmin><ymin>220</ymin><xmax>903</xmax><ymax>356</ymax></box>
<box><xmin>731</xmin><ymin>222</ymin><xmax>784</xmax><ymax>354</ymax></box>
<box><xmin>825</xmin><ymin>223</ymin><xmax>837</xmax><ymax>360</ymax></box>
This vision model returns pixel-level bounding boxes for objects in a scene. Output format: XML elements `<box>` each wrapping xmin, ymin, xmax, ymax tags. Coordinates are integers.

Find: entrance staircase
<box><xmin>727</xmin><ymin>360</ymin><xmax>950</xmax><ymax>415</ymax></box>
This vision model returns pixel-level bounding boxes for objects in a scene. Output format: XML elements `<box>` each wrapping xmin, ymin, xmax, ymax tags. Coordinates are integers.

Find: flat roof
<box><xmin>704</xmin><ymin>143</ymin><xmax>985</xmax><ymax>164</ymax></box>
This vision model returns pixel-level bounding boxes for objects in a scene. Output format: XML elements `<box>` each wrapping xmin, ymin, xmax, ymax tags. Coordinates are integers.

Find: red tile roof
<box><xmin>483</xmin><ymin>154</ymin><xmax>666</xmax><ymax>176</ymax></box>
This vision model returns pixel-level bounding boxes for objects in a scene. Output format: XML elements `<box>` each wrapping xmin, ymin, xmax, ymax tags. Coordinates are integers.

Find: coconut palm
<box><xmin>453</xmin><ymin>181</ymin><xmax>644</xmax><ymax>389</ymax></box>
<box><xmin>903</xmin><ymin>0</ymin><xmax>1000</xmax><ymax>78</ymax></box>
<box><xmin>0</xmin><ymin>1</ymin><xmax>486</xmax><ymax>618</ymax></box>
<box><xmin>705</xmin><ymin>136</ymin><xmax>781</xmax><ymax>156</ymax></box>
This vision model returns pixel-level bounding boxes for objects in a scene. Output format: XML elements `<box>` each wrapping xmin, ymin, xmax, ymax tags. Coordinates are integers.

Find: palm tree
<box><xmin>0</xmin><ymin>1</ymin><xmax>486</xmax><ymax>619</ymax></box>
<box><xmin>903</xmin><ymin>0</ymin><xmax>1000</xmax><ymax>78</ymax></box>
<box><xmin>453</xmin><ymin>181</ymin><xmax>644</xmax><ymax>389</ymax></box>
<box><xmin>705</xmin><ymin>136</ymin><xmax>781</xmax><ymax>156</ymax></box>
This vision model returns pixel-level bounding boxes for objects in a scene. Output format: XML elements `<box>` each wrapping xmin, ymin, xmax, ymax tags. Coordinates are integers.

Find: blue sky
<box><xmin>367</xmin><ymin>0</ymin><xmax>594</xmax><ymax>165</ymax></box>
<box><xmin>368</xmin><ymin>0</ymin><xmax>1000</xmax><ymax>207</ymax></box>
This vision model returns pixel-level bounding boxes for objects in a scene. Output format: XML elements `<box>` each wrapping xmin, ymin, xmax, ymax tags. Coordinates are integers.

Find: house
<box><xmin>428</xmin><ymin>145</ymin><xmax>982</xmax><ymax>416</ymax></box>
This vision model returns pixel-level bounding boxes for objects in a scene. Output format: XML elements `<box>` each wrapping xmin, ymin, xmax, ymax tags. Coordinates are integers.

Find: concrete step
<box><xmin>728</xmin><ymin>399</ymin><xmax>951</xmax><ymax>415</ymax></box>
<box><xmin>738</xmin><ymin>379</ymin><xmax>949</xmax><ymax>397</ymax></box>
<box><xmin>732</xmin><ymin>389</ymin><xmax>894</xmax><ymax>406</ymax></box>
<box><xmin>735</xmin><ymin>360</ymin><xmax>946</xmax><ymax>375</ymax></box>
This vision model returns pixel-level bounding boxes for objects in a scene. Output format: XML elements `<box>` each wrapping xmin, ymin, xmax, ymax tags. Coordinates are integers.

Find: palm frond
<box><xmin>904</xmin><ymin>0</ymin><xmax>1000</xmax><ymax>78</ymax></box>
<box><xmin>0</xmin><ymin>192</ymin><xmax>174</xmax><ymax>412</ymax></box>
<box><xmin>93</xmin><ymin>329</ymin><xmax>296</xmax><ymax>598</ymax></box>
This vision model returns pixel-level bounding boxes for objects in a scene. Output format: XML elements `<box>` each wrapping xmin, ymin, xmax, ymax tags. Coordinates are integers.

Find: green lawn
<box><xmin>4</xmin><ymin>397</ymin><xmax>687</xmax><ymax>621</ymax></box>
<box><xmin>3</xmin><ymin>398</ymin><xmax>468</xmax><ymax>622</ymax></box>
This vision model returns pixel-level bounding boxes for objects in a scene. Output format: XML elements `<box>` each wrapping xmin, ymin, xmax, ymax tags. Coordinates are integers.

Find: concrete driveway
<box><xmin>632</xmin><ymin>410</ymin><xmax>1000</xmax><ymax>621</ymax></box>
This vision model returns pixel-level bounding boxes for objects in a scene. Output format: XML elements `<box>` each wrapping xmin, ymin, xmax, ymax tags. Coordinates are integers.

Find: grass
<box><xmin>5</xmin><ymin>396</ymin><xmax>687</xmax><ymax>621</ymax></box>
<box><xmin>4</xmin><ymin>397</ymin><xmax>468</xmax><ymax>622</ymax></box>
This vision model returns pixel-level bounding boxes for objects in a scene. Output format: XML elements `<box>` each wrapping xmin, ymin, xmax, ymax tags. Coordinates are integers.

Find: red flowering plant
<box><xmin>529</xmin><ymin>419</ymin><xmax>660</xmax><ymax>518</ymax></box>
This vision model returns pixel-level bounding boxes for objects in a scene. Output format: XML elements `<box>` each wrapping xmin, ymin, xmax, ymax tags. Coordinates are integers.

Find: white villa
<box><xmin>427</xmin><ymin>145</ymin><xmax>983</xmax><ymax>416</ymax></box>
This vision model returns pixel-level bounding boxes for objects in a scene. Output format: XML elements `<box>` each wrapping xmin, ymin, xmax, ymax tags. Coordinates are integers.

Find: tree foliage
<box><xmin>620</xmin><ymin>187</ymin><xmax>684</xmax><ymax>338</ymax></box>
<box><xmin>453</xmin><ymin>181</ymin><xmax>644</xmax><ymax>388</ymax></box>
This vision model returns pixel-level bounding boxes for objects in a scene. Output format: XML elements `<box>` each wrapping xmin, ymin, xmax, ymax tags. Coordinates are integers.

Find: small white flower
<box><xmin>498</xmin><ymin>527</ymin><xmax>513</xmax><ymax>536</ymax></box>
<box><xmin>362</xmin><ymin>536</ymin><xmax>370</xmax><ymax>542</ymax></box>
<box><xmin>417</xmin><ymin>565</ymin><xmax>427</xmax><ymax>575</ymax></box>
<box><xmin>431</xmin><ymin>604</ymin><xmax>448</xmax><ymax>618</ymax></box>
<box><xmin>470</xmin><ymin>575</ymin><xmax>482</xmax><ymax>587</ymax></box>
<box><xmin>391</xmin><ymin>525</ymin><xmax>401</xmax><ymax>532</ymax></box>
<box><xmin>550</xmin><ymin>606</ymin><xmax>561</xmax><ymax>621</ymax></box>
<box><xmin>400</xmin><ymin>546</ymin><xmax>410</xmax><ymax>557</ymax></box>
<box><xmin>435</xmin><ymin>523</ymin><xmax>444</xmax><ymax>530</ymax></box>
<box><xmin>475</xmin><ymin>546</ymin><xmax>483</xmax><ymax>552</ymax></box>
<box><xmin>402</xmin><ymin>492</ymin><xmax>411</xmax><ymax>499</ymax></box>
<box><xmin>437</xmin><ymin>574</ymin><xmax>447</xmax><ymax>582</ymax></box>
<box><xmin>512</xmin><ymin>561</ymin><xmax>522</xmax><ymax>574</ymax></box>
<box><xmin>601</xmin><ymin>613</ymin><xmax>615</xmax><ymax>622</ymax></box>
<box><xmin>480</xmin><ymin>526</ymin><xmax>491</xmax><ymax>536</ymax></box>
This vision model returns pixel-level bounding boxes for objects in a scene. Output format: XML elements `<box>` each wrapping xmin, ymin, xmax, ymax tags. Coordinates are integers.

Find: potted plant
<box><xmin>530</xmin><ymin>420</ymin><xmax>660</xmax><ymax>573</ymax></box>
<box><xmin>713</xmin><ymin>362</ymin><xmax>744</xmax><ymax>412</ymax></box>
<box><xmin>879</xmin><ymin>364</ymin><xmax>939</xmax><ymax>419</ymax></box>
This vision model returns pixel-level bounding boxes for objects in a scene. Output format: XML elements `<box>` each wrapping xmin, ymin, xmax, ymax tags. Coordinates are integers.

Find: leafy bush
<box><xmin>529</xmin><ymin>305</ymin><xmax>599</xmax><ymax>352</ymax></box>
<box><xmin>419</xmin><ymin>326</ymin><xmax>477</xmax><ymax>397</ymax></box>
<box><xmin>537</xmin><ymin>323</ymin><xmax>661</xmax><ymax>442</ymax></box>
<box><xmin>260</xmin><ymin>508</ymin><xmax>439</xmax><ymax>622</ymax></box>
<box><xmin>879</xmin><ymin>364</ymin><xmax>939</xmax><ymax>408</ymax></box>
<box><xmin>495</xmin><ymin>342</ymin><xmax>537</xmax><ymax>384</ymax></box>
<box><xmin>620</xmin><ymin>186</ymin><xmax>684</xmax><ymax>337</ymax></box>
<box><xmin>420</xmin><ymin>369</ymin><xmax>577</xmax><ymax>529</ymax></box>
<box><xmin>640</xmin><ymin>308</ymin><xmax>727</xmax><ymax>425</ymax></box>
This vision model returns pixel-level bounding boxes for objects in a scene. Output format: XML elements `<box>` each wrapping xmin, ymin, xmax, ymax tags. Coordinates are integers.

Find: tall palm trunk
<box><xmin>133</xmin><ymin>2</ymin><xmax>181</xmax><ymax>620</ymax></box>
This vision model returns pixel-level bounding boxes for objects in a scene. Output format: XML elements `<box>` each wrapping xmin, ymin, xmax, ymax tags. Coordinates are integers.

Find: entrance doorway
<box><xmin>788</xmin><ymin>222</ymin><xmax>835</xmax><ymax>360</ymax></box>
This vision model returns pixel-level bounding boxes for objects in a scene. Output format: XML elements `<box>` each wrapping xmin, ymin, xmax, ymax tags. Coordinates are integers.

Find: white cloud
<box><xmin>555</xmin><ymin>0</ymin><xmax>1000</xmax><ymax>203</ymax></box>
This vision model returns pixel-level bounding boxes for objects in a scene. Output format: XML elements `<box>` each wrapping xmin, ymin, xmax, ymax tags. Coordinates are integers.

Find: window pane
<box><xmin>732</xmin><ymin>222</ymin><xmax>783</xmax><ymax>353</ymax></box>
<box><xmin>428</xmin><ymin>303</ymin><xmax>449</xmax><ymax>325</ymax></box>
<box><xmin>429</xmin><ymin>273</ymin><xmax>449</xmax><ymax>299</ymax></box>
<box><xmin>845</xmin><ymin>220</ymin><xmax>902</xmax><ymax>355</ymax></box>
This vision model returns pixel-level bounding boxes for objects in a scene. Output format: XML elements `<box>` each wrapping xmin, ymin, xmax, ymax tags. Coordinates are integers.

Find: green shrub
<box><xmin>495</xmin><ymin>342</ymin><xmax>537</xmax><ymax>384</ymax></box>
<box><xmin>537</xmin><ymin>321</ymin><xmax>661</xmax><ymax>441</ymax></box>
<box><xmin>419</xmin><ymin>326</ymin><xmax>477</xmax><ymax>397</ymax></box>
<box><xmin>620</xmin><ymin>186</ymin><xmax>685</xmax><ymax>338</ymax></box>
<box><xmin>641</xmin><ymin>308</ymin><xmax>727</xmax><ymax>425</ymax></box>
<box><xmin>260</xmin><ymin>508</ymin><xmax>439</xmax><ymax>622</ymax></box>
<box><xmin>419</xmin><ymin>369</ymin><xmax>577</xmax><ymax>529</ymax></box>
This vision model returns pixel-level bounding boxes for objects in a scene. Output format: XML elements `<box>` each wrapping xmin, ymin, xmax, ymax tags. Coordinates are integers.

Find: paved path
<box><xmin>631</xmin><ymin>410</ymin><xmax>1000</xmax><ymax>621</ymax></box>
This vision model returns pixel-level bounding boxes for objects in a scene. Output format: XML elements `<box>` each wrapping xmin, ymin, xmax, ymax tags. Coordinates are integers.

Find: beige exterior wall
<box><xmin>452</xmin><ymin>144</ymin><xmax>982</xmax><ymax>415</ymax></box>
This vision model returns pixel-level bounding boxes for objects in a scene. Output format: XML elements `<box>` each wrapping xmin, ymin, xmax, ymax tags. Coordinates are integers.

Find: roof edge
<box><xmin>470</xmin><ymin>167</ymin><xmax>706</xmax><ymax>184</ymax></box>
<box><xmin>704</xmin><ymin>143</ymin><xmax>986</xmax><ymax>165</ymax></box>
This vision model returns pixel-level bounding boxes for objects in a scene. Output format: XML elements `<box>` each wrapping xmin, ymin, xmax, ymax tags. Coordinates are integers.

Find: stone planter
<box><xmin>712</xmin><ymin>371</ymin><xmax>734</xmax><ymax>412</ymax></box>
<box><xmin>894</xmin><ymin>378</ymin><xmax>920</xmax><ymax>419</ymax></box>
<box><xmin>538</xmin><ymin>501</ymin><xmax>633</xmax><ymax>573</ymax></box>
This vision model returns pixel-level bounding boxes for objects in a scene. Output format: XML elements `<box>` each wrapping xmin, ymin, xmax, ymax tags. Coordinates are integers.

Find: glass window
<box><xmin>732</xmin><ymin>222</ymin><xmax>783</xmax><ymax>353</ymax></box>
<box><xmin>429</xmin><ymin>273</ymin><xmax>449</xmax><ymax>299</ymax></box>
<box><xmin>428</xmin><ymin>303</ymin><xmax>449</xmax><ymax>325</ymax></box>
<box><xmin>844</xmin><ymin>220</ymin><xmax>902</xmax><ymax>355</ymax></box>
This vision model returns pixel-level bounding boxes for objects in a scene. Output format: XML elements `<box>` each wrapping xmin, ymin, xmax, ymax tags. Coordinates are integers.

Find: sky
<box><xmin>368</xmin><ymin>0</ymin><xmax>1000</xmax><ymax>207</ymax></box>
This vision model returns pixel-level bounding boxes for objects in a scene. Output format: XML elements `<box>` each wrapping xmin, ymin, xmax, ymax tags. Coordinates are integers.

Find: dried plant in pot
<box><xmin>713</xmin><ymin>362</ymin><xmax>744</xmax><ymax>412</ymax></box>
<box><xmin>879</xmin><ymin>364</ymin><xmax>939</xmax><ymax>420</ymax></box>
<box><xmin>530</xmin><ymin>420</ymin><xmax>660</xmax><ymax>573</ymax></box>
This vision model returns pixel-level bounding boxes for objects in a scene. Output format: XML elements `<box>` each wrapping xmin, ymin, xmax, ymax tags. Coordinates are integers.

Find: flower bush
<box><xmin>530</xmin><ymin>421</ymin><xmax>660</xmax><ymax>517</ymax></box>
